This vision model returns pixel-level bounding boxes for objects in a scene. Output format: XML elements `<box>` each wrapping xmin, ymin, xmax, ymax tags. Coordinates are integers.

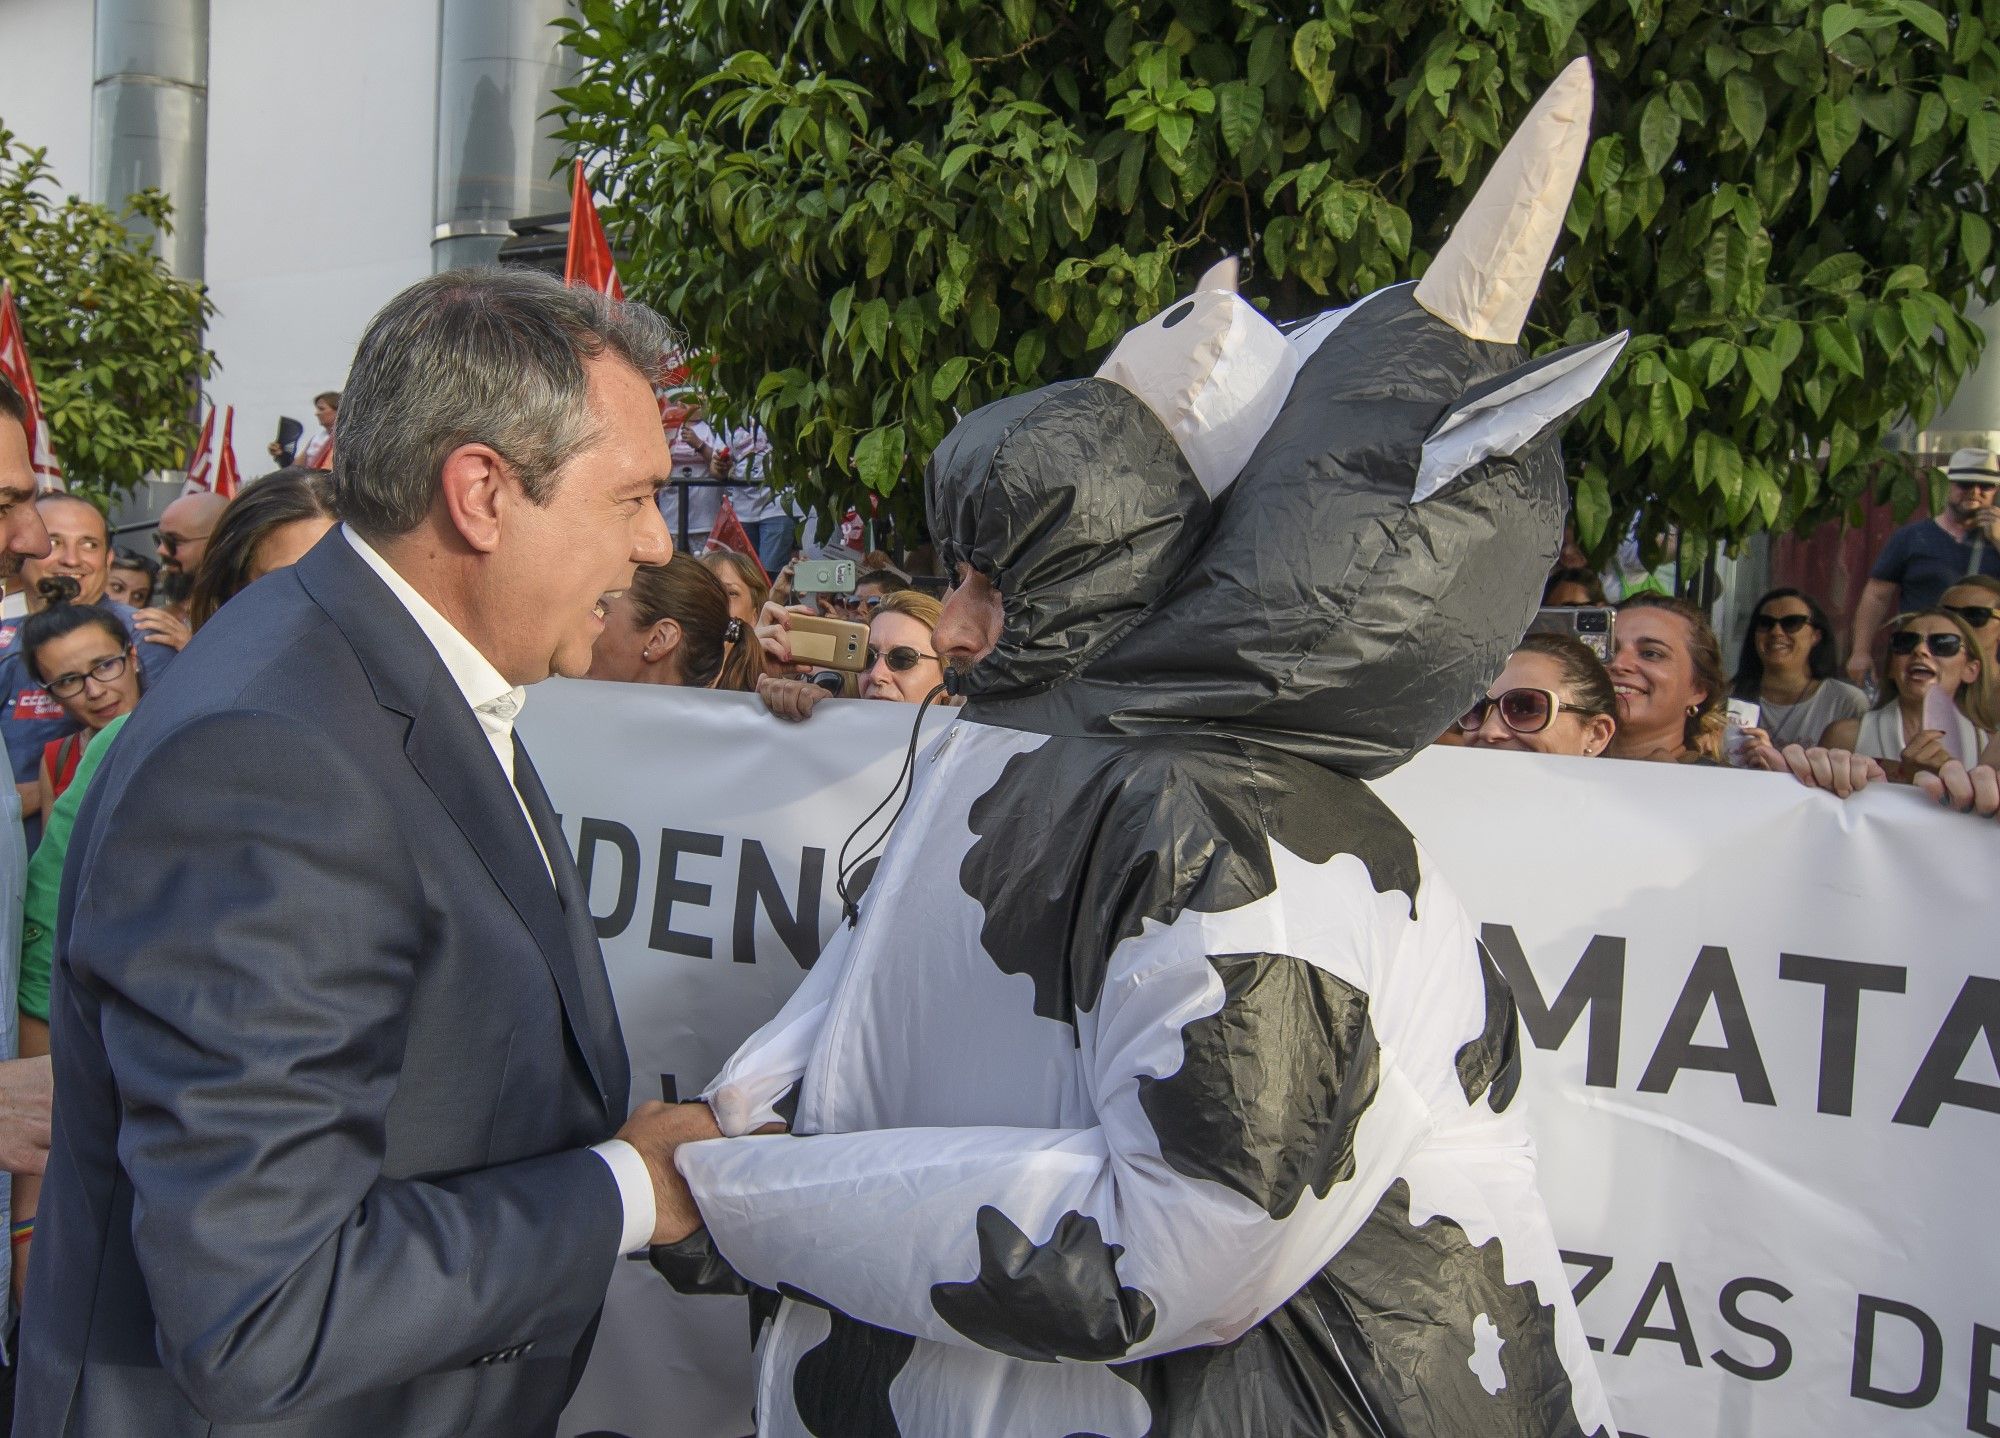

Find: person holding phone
<box><xmin>755</xmin><ymin>588</ymin><xmax>952</xmax><ymax>719</ymax></box>
<box><xmin>1822</xmin><ymin>609</ymin><xmax>1993</xmax><ymax>773</ymax></box>
<box><xmin>1729</xmin><ymin>587</ymin><xmax>1867</xmax><ymax>748</ymax></box>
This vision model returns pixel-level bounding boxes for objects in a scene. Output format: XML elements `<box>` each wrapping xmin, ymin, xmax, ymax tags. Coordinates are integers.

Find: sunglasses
<box><xmin>1456</xmin><ymin>686</ymin><xmax>1602</xmax><ymax>735</ymax></box>
<box><xmin>45</xmin><ymin>651</ymin><xmax>132</xmax><ymax>700</ymax></box>
<box><xmin>865</xmin><ymin>644</ymin><xmax>939</xmax><ymax>673</ymax></box>
<box><xmin>152</xmin><ymin>529</ymin><xmax>203</xmax><ymax>554</ymax></box>
<box><xmin>1944</xmin><ymin>604</ymin><xmax>1997</xmax><ymax>628</ymax></box>
<box><xmin>1752</xmin><ymin>613</ymin><xmax>1813</xmax><ymax>635</ymax></box>
<box><xmin>1889</xmin><ymin>630</ymin><xmax>1965</xmax><ymax>658</ymax></box>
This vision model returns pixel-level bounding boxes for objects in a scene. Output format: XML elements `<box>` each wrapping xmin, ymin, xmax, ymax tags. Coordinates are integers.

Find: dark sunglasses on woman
<box><xmin>1889</xmin><ymin>630</ymin><xmax>1964</xmax><ymax>658</ymax></box>
<box><xmin>1751</xmin><ymin>613</ymin><xmax>1813</xmax><ymax>635</ymax></box>
<box><xmin>1455</xmin><ymin>686</ymin><xmax>1601</xmax><ymax>735</ymax></box>
<box><xmin>866</xmin><ymin>644</ymin><xmax>939</xmax><ymax>673</ymax></box>
<box><xmin>1943</xmin><ymin>604</ymin><xmax>1997</xmax><ymax>629</ymax></box>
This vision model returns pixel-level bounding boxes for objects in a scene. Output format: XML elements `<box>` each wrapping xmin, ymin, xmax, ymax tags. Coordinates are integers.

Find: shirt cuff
<box><xmin>590</xmin><ymin>1139</ymin><xmax>657</xmax><ymax>1256</ymax></box>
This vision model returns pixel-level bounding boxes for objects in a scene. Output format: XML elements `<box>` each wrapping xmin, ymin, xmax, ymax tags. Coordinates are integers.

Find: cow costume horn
<box><xmin>1414</xmin><ymin>55</ymin><xmax>1594</xmax><ymax>346</ymax></box>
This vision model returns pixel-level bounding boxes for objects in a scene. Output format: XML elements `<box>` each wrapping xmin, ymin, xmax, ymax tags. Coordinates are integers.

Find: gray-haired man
<box><xmin>15</xmin><ymin>270</ymin><xmax>703</xmax><ymax>1437</ymax></box>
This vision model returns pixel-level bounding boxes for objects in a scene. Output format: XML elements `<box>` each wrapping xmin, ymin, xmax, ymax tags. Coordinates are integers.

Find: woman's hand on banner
<box><xmin>1915</xmin><ymin>759</ymin><xmax>2000</xmax><ymax>818</ymax></box>
<box><xmin>1747</xmin><ymin>742</ymin><xmax>1885</xmax><ymax>799</ymax></box>
<box><xmin>758</xmin><ymin>673</ymin><xmax>832</xmax><ymax>723</ymax></box>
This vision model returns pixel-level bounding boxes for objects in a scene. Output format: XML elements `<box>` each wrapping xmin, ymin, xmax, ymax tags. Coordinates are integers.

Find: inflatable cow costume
<box><xmin>658</xmin><ymin>60</ymin><xmax>1626</xmax><ymax>1437</ymax></box>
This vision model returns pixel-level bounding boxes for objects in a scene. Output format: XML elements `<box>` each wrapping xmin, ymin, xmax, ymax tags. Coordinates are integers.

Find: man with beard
<box><xmin>151</xmin><ymin>489</ymin><xmax>227</xmax><ymax>616</ymax></box>
<box><xmin>1847</xmin><ymin>447</ymin><xmax>2000</xmax><ymax>683</ymax></box>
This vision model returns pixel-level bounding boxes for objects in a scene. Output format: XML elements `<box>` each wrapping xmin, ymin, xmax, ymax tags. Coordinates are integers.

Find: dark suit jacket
<box><xmin>14</xmin><ymin>532</ymin><xmax>633</xmax><ymax>1437</ymax></box>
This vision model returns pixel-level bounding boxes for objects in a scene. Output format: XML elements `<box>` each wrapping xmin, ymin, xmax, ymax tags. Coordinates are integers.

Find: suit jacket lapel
<box><xmin>292</xmin><ymin>534</ymin><xmax>618</xmax><ymax>1112</ymax></box>
<box><xmin>514</xmin><ymin>736</ymin><xmax>631</xmax><ymax>1117</ymax></box>
<box><xmin>401</xmin><ymin>675</ymin><xmax>617</xmax><ymax>1109</ymax></box>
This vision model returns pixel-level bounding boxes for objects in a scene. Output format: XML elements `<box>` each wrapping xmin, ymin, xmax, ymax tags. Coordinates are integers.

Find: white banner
<box><xmin>527</xmin><ymin>681</ymin><xmax>2000</xmax><ymax>1438</ymax></box>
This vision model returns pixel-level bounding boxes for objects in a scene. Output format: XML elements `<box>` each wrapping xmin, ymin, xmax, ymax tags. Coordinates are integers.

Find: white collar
<box><xmin>342</xmin><ymin>525</ymin><xmax>525</xmax><ymax>723</ymax></box>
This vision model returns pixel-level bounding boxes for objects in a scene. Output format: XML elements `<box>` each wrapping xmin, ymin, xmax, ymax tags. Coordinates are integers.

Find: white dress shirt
<box><xmin>343</xmin><ymin>527</ymin><xmax>656</xmax><ymax>1254</ymax></box>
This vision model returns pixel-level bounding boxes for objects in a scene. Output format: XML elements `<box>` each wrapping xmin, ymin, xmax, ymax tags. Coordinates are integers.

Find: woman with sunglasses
<box><xmin>1455</xmin><ymin>632</ymin><xmax>1617</xmax><ymax>756</ymax></box>
<box><xmin>1823</xmin><ymin>609</ymin><xmax>1993</xmax><ymax>772</ymax></box>
<box><xmin>860</xmin><ymin>590</ymin><xmax>947</xmax><ymax>703</ymax></box>
<box><xmin>757</xmin><ymin>588</ymin><xmax>958</xmax><ymax>720</ymax></box>
<box><xmin>1730</xmin><ymin>588</ymin><xmax>1867</xmax><ymax>748</ymax></box>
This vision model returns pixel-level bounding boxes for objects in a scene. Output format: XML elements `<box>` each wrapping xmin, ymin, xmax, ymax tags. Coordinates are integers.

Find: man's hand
<box><xmin>616</xmin><ymin>1101</ymin><xmax>723</xmax><ymax>1246</ymax></box>
<box><xmin>1916</xmin><ymin>760</ymin><xmax>2000</xmax><ymax>817</ymax></box>
<box><xmin>0</xmin><ymin>1056</ymin><xmax>54</xmax><ymax>1175</ymax></box>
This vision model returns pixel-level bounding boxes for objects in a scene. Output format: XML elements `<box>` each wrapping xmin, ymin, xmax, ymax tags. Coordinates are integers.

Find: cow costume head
<box><xmin>928</xmin><ymin>58</ymin><xmax>1624</xmax><ymax>776</ymax></box>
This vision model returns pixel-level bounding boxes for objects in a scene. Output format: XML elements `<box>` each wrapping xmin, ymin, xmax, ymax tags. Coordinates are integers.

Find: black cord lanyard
<box><xmin>834</xmin><ymin>683</ymin><xmax>951</xmax><ymax>927</ymax></box>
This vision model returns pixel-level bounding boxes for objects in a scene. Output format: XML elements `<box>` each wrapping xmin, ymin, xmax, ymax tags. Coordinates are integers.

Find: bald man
<box><xmin>154</xmin><ymin>491</ymin><xmax>227</xmax><ymax>609</ymax></box>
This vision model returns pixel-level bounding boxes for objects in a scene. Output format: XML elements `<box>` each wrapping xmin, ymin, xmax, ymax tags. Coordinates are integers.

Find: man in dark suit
<box><xmin>14</xmin><ymin>269</ymin><xmax>710</xmax><ymax>1436</ymax></box>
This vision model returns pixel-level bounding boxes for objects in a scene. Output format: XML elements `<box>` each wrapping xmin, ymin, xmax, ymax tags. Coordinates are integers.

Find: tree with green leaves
<box><xmin>0</xmin><ymin>127</ymin><xmax>214</xmax><ymax>506</ymax></box>
<box><xmin>556</xmin><ymin>0</ymin><xmax>2000</xmax><ymax>554</ymax></box>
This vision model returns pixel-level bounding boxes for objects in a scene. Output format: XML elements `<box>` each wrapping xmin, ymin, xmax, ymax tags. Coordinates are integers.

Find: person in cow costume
<box><xmin>651</xmin><ymin>59</ymin><xmax>1626</xmax><ymax>1437</ymax></box>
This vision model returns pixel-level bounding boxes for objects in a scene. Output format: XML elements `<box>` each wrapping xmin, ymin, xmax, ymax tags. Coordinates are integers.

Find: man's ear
<box><xmin>437</xmin><ymin>443</ymin><xmax>509</xmax><ymax>553</ymax></box>
<box><xmin>642</xmin><ymin>619</ymin><xmax>681</xmax><ymax>664</ymax></box>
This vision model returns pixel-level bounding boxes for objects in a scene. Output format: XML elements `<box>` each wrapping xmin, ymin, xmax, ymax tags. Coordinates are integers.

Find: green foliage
<box><xmin>0</xmin><ymin>127</ymin><xmax>215</xmax><ymax>505</ymax></box>
<box><xmin>555</xmin><ymin>0</ymin><xmax>2000</xmax><ymax>551</ymax></box>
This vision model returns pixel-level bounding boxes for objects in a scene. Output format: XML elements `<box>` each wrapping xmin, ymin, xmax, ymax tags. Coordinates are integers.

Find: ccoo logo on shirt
<box><xmin>13</xmin><ymin>688</ymin><xmax>65</xmax><ymax>721</ymax></box>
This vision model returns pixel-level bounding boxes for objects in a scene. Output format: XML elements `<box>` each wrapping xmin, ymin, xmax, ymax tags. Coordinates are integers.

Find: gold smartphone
<box><xmin>787</xmin><ymin>614</ymin><xmax>869</xmax><ymax>672</ymax></box>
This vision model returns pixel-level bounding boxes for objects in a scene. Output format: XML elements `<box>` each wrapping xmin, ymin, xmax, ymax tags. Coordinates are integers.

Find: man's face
<box><xmin>23</xmin><ymin>495</ymin><xmax>111</xmax><ymax>603</ymax></box>
<box><xmin>156</xmin><ymin>494</ymin><xmax>221</xmax><ymax>575</ymax></box>
<box><xmin>482</xmin><ymin>355</ymin><xmax>672</xmax><ymax>685</ymax></box>
<box><xmin>315</xmin><ymin>398</ymin><xmax>338</xmax><ymax>429</ymax></box>
<box><xmin>1950</xmin><ymin>479</ymin><xmax>1996</xmax><ymax>522</ymax></box>
<box><xmin>932</xmin><ymin>563</ymin><xmax>1004</xmax><ymax>671</ymax></box>
<box><xmin>0</xmin><ymin>416</ymin><xmax>51</xmax><ymax>584</ymax></box>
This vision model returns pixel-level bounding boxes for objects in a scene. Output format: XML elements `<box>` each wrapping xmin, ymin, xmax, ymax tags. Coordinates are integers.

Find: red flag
<box><xmin>704</xmin><ymin>497</ymin><xmax>770</xmax><ymax>584</ymax></box>
<box><xmin>214</xmin><ymin>405</ymin><xmax>242</xmax><ymax>498</ymax></box>
<box><xmin>182</xmin><ymin>404</ymin><xmax>216</xmax><ymax>495</ymax></box>
<box><xmin>564</xmin><ymin>159</ymin><xmax>624</xmax><ymax>299</ymax></box>
<box><xmin>0</xmin><ymin>282</ymin><xmax>64</xmax><ymax>488</ymax></box>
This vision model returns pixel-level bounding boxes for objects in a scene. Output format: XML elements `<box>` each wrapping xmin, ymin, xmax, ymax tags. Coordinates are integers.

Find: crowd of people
<box><xmin>1439</xmin><ymin>453</ymin><xmax>2000</xmax><ymax>809</ymax></box>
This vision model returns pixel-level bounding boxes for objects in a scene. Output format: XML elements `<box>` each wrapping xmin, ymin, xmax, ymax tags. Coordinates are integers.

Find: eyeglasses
<box><xmin>865</xmin><ymin>644</ymin><xmax>939</xmax><ymax>673</ymax></box>
<box><xmin>1944</xmin><ymin>604</ymin><xmax>1997</xmax><ymax>628</ymax></box>
<box><xmin>45</xmin><ymin>651</ymin><xmax>131</xmax><ymax>699</ymax></box>
<box><xmin>1751</xmin><ymin>613</ymin><xmax>1813</xmax><ymax>635</ymax></box>
<box><xmin>1455</xmin><ymin>686</ymin><xmax>1602</xmax><ymax>735</ymax></box>
<box><xmin>153</xmin><ymin>529</ymin><xmax>204</xmax><ymax>554</ymax></box>
<box><xmin>1889</xmin><ymin>630</ymin><xmax>1965</xmax><ymax>658</ymax></box>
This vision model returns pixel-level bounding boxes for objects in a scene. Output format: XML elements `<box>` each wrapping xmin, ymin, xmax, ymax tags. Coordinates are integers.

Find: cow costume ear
<box><xmin>1096</xmin><ymin>256</ymin><xmax>1300</xmax><ymax>500</ymax></box>
<box><xmin>1412</xmin><ymin>331</ymin><xmax>1628</xmax><ymax>503</ymax></box>
<box><xmin>1413</xmin><ymin>57</ymin><xmax>1594</xmax><ymax>346</ymax></box>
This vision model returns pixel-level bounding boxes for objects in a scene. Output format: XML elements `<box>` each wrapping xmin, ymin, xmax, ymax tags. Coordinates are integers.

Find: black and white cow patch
<box><xmin>961</xmin><ymin>737</ymin><xmax>1420</xmax><ymax>1037</ymax></box>
<box><xmin>782</xmin><ymin>1284</ymin><xmax>918</xmax><ymax>1438</ymax></box>
<box><xmin>1311</xmin><ymin>1180</ymin><xmax>1611</xmax><ymax>1438</ymax></box>
<box><xmin>1454</xmin><ymin>939</ymin><xmax>1522</xmax><ymax>1111</ymax></box>
<box><xmin>1137</xmin><ymin>951</ymin><xmax>1381</xmax><ymax>1220</ymax></box>
<box><xmin>930</xmin><ymin>1206</ymin><xmax>1158</xmax><ymax>1362</ymax></box>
